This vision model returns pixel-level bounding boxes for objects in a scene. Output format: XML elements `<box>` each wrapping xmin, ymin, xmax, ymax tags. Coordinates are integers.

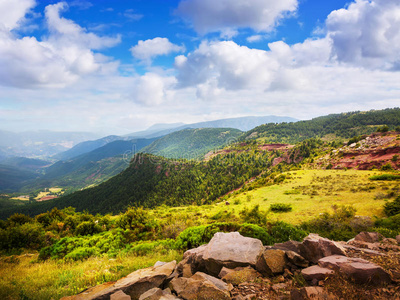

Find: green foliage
<box><xmin>380</xmin><ymin>163</ymin><xmax>394</xmax><ymax>171</ymax></box>
<box><xmin>126</xmin><ymin>239</ymin><xmax>175</xmax><ymax>256</ymax></box>
<box><xmin>369</xmin><ymin>174</ymin><xmax>400</xmax><ymax>181</ymax></box>
<box><xmin>39</xmin><ymin>229</ymin><xmax>127</xmax><ymax>261</ymax></box>
<box><xmin>268</xmin><ymin>221</ymin><xmax>307</xmax><ymax>243</ymax></box>
<box><xmin>0</xmin><ymin>222</ymin><xmax>45</xmax><ymax>251</ymax></box>
<box><xmin>116</xmin><ymin>207</ymin><xmax>159</xmax><ymax>241</ymax></box>
<box><xmin>270</xmin><ymin>203</ymin><xmax>292</xmax><ymax>212</ymax></box>
<box><xmin>383</xmin><ymin>196</ymin><xmax>400</xmax><ymax>217</ymax></box>
<box><xmin>239</xmin><ymin>205</ymin><xmax>268</xmax><ymax>226</ymax></box>
<box><xmin>74</xmin><ymin>221</ymin><xmax>102</xmax><ymax>236</ymax></box>
<box><xmin>371</xmin><ymin>227</ymin><xmax>399</xmax><ymax>239</ymax></box>
<box><xmin>238</xmin><ymin>223</ymin><xmax>272</xmax><ymax>245</ymax></box>
<box><xmin>374</xmin><ymin>214</ymin><xmax>400</xmax><ymax>230</ymax></box>
<box><xmin>376</xmin><ymin>125</ymin><xmax>389</xmax><ymax>133</ymax></box>
<box><xmin>301</xmin><ymin>205</ymin><xmax>359</xmax><ymax>241</ymax></box>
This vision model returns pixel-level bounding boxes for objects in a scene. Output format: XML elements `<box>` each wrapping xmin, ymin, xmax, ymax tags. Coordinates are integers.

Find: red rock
<box><xmin>354</xmin><ymin>232</ymin><xmax>384</xmax><ymax>243</ymax></box>
<box><xmin>301</xmin><ymin>265</ymin><xmax>334</xmax><ymax>282</ymax></box>
<box><xmin>255</xmin><ymin>249</ymin><xmax>286</xmax><ymax>277</ymax></box>
<box><xmin>299</xmin><ymin>234</ymin><xmax>346</xmax><ymax>264</ymax></box>
<box><xmin>290</xmin><ymin>286</ymin><xmax>336</xmax><ymax>300</ymax></box>
<box><xmin>318</xmin><ymin>255</ymin><xmax>392</xmax><ymax>286</ymax></box>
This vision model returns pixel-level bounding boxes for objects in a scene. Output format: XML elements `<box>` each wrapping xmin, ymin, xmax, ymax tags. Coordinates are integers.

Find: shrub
<box><xmin>374</xmin><ymin>213</ymin><xmax>400</xmax><ymax>230</ymax></box>
<box><xmin>239</xmin><ymin>205</ymin><xmax>268</xmax><ymax>225</ymax></box>
<box><xmin>377</xmin><ymin>125</ymin><xmax>389</xmax><ymax>133</ymax></box>
<box><xmin>0</xmin><ymin>222</ymin><xmax>45</xmax><ymax>251</ymax></box>
<box><xmin>384</xmin><ymin>196</ymin><xmax>400</xmax><ymax>216</ymax></box>
<box><xmin>270</xmin><ymin>203</ymin><xmax>292</xmax><ymax>212</ymax></box>
<box><xmin>126</xmin><ymin>239</ymin><xmax>175</xmax><ymax>256</ymax></box>
<box><xmin>74</xmin><ymin>221</ymin><xmax>102</xmax><ymax>236</ymax></box>
<box><xmin>369</xmin><ymin>174</ymin><xmax>400</xmax><ymax>181</ymax></box>
<box><xmin>238</xmin><ymin>223</ymin><xmax>272</xmax><ymax>245</ymax></box>
<box><xmin>268</xmin><ymin>222</ymin><xmax>307</xmax><ymax>243</ymax></box>
<box><xmin>371</xmin><ymin>227</ymin><xmax>399</xmax><ymax>239</ymax></box>
<box><xmin>7</xmin><ymin>213</ymin><xmax>33</xmax><ymax>226</ymax></box>
<box><xmin>380</xmin><ymin>163</ymin><xmax>394</xmax><ymax>171</ymax></box>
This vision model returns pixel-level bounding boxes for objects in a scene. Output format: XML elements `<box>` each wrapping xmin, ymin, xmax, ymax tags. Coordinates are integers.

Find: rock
<box><xmin>354</xmin><ymin>232</ymin><xmax>384</xmax><ymax>243</ymax></box>
<box><xmin>256</xmin><ymin>249</ymin><xmax>286</xmax><ymax>276</ymax></box>
<box><xmin>301</xmin><ymin>265</ymin><xmax>334</xmax><ymax>282</ymax></box>
<box><xmin>285</xmin><ymin>250</ymin><xmax>309</xmax><ymax>268</ymax></box>
<box><xmin>396</xmin><ymin>235</ymin><xmax>400</xmax><ymax>244</ymax></box>
<box><xmin>221</xmin><ymin>266</ymin><xmax>260</xmax><ymax>285</ymax></box>
<box><xmin>218</xmin><ymin>267</ymin><xmax>234</xmax><ymax>279</ymax></box>
<box><xmin>195</xmin><ymin>232</ymin><xmax>264</xmax><ymax>276</ymax></box>
<box><xmin>63</xmin><ymin>261</ymin><xmax>177</xmax><ymax>300</ymax></box>
<box><xmin>318</xmin><ymin>255</ymin><xmax>392</xmax><ymax>286</ymax></box>
<box><xmin>177</xmin><ymin>244</ymin><xmax>208</xmax><ymax>276</ymax></box>
<box><xmin>382</xmin><ymin>238</ymin><xmax>398</xmax><ymax>245</ymax></box>
<box><xmin>271</xmin><ymin>283</ymin><xmax>288</xmax><ymax>292</ymax></box>
<box><xmin>290</xmin><ymin>287</ymin><xmax>335</xmax><ymax>300</ymax></box>
<box><xmin>273</xmin><ymin>240</ymin><xmax>302</xmax><ymax>254</ymax></box>
<box><xmin>299</xmin><ymin>234</ymin><xmax>346</xmax><ymax>264</ymax></box>
<box><xmin>191</xmin><ymin>272</ymin><xmax>232</xmax><ymax>292</ymax></box>
<box><xmin>138</xmin><ymin>287</ymin><xmax>180</xmax><ymax>300</ymax></box>
<box><xmin>111</xmin><ymin>290</ymin><xmax>131</xmax><ymax>300</ymax></box>
<box><xmin>342</xmin><ymin>244</ymin><xmax>386</xmax><ymax>256</ymax></box>
<box><xmin>169</xmin><ymin>277</ymin><xmax>230</xmax><ymax>300</ymax></box>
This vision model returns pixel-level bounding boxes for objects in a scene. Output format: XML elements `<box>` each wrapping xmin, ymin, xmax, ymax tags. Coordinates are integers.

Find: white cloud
<box><xmin>130</xmin><ymin>37</ymin><xmax>185</xmax><ymax>63</ymax></box>
<box><xmin>0</xmin><ymin>1</ymin><xmax>120</xmax><ymax>88</ymax></box>
<box><xmin>326</xmin><ymin>0</ymin><xmax>400</xmax><ymax>70</ymax></box>
<box><xmin>0</xmin><ymin>0</ymin><xmax>35</xmax><ymax>31</ymax></box>
<box><xmin>175</xmin><ymin>0</ymin><xmax>298</xmax><ymax>35</ymax></box>
<box><xmin>247</xmin><ymin>35</ymin><xmax>263</xmax><ymax>43</ymax></box>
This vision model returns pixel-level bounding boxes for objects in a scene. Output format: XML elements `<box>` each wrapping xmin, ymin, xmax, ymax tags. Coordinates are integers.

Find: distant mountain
<box><xmin>126</xmin><ymin>116</ymin><xmax>298</xmax><ymax>139</ymax></box>
<box><xmin>243</xmin><ymin>108</ymin><xmax>400</xmax><ymax>143</ymax></box>
<box><xmin>0</xmin><ymin>157</ymin><xmax>50</xmax><ymax>171</ymax></box>
<box><xmin>126</xmin><ymin>123</ymin><xmax>185</xmax><ymax>138</ymax></box>
<box><xmin>0</xmin><ymin>130</ymin><xmax>99</xmax><ymax>158</ymax></box>
<box><xmin>141</xmin><ymin>128</ymin><xmax>243</xmax><ymax>159</ymax></box>
<box><xmin>19</xmin><ymin>138</ymin><xmax>157</xmax><ymax>192</ymax></box>
<box><xmin>0</xmin><ymin>164</ymin><xmax>37</xmax><ymax>192</ymax></box>
<box><xmin>53</xmin><ymin>135</ymin><xmax>128</xmax><ymax>161</ymax></box>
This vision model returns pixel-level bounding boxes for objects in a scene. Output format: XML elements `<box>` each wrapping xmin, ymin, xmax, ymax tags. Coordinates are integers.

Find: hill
<box><xmin>243</xmin><ymin>108</ymin><xmax>400</xmax><ymax>143</ymax></box>
<box><xmin>0</xmin><ymin>157</ymin><xmax>50</xmax><ymax>171</ymax></box>
<box><xmin>141</xmin><ymin>128</ymin><xmax>243</xmax><ymax>159</ymax></box>
<box><xmin>0</xmin><ymin>164</ymin><xmax>37</xmax><ymax>191</ymax></box>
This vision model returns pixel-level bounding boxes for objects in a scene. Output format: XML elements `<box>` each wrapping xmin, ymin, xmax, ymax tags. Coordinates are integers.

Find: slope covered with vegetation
<box><xmin>244</xmin><ymin>108</ymin><xmax>400</xmax><ymax>143</ymax></box>
<box><xmin>142</xmin><ymin>127</ymin><xmax>242</xmax><ymax>159</ymax></box>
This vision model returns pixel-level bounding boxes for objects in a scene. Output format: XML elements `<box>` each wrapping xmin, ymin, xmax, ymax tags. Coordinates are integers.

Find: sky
<box><xmin>1</xmin><ymin>0</ymin><xmax>400</xmax><ymax>135</ymax></box>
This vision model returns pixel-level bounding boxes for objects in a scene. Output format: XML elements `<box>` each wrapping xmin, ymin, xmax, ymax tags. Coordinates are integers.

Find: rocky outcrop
<box><xmin>64</xmin><ymin>231</ymin><xmax>400</xmax><ymax>300</ymax></box>
<box><xmin>318</xmin><ymin>255</ymin><xmax>392</xmax><ymax>286</ymax></box>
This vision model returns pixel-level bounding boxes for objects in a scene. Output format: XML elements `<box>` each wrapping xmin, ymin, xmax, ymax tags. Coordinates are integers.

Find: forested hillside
<box><xmin>142</xmin><ymin>128</ymin><xmax>242</xmax><ymax>159</ymax></box>
<box><xmin>244</xmin><ymin>108</ymin><xmax>400</xmax><ymax>143</ymax></box>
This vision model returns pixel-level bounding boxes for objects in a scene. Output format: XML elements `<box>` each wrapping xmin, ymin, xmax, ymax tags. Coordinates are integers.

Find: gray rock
<box><xmin>285</xmin><ymin>250</ymin><xmax>309</xmax><ymax>268</ymax></box>
<box><xmin>318</xmin><ymin>255</ymin><xmax>392</xmax><ymax>286</ymax></box>
<box><xmin>191</xmin><ymin>272</ymin><xmax>232</xmax><ymax>292</ymax></box>
<box><xmin>299</xmin><ymin>234</ymin><xmax>346</xmax><ymax>264</ymax></box>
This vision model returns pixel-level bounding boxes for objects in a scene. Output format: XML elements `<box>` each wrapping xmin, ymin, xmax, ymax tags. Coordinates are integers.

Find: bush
<box><xmin>239</xmin><ymin>205</ymin><xmax>268</xmax><ymax>225</ymax></box>
<box><xmin>0</xmin><ymin>222</ymin><xmax>45</xmax><ymax>251</ymax></box>
<box><xmin>371</xmin><ymin>227</ymin><xmax>399</xmax><ymax>239</ymax></box>
<box><xmin>270</xmin><ymin>203</ymin><xmax>292</xmax><ymax>212</ymax></box>
<box><xmin>238</xmin><ymin>223</ymin><xmax>272</xmax><ymax>245</ymax></box>
<box><xmin>369</xmin><ymin>174</ymin><xmax>400</xmax><ymax>181</ymax></box>
<box><xmin>384</xmin><ymin>196</ymin><xmax>400</xmax><ymax>216</ymax></box>
<box><xmin>268</xmin><ymin>222</ymin><xmax>307</xmax><ymax>243</ymax></box>
<box><xmin>74</xmin><ymin>221</ymin><xmax>102</xmax><ymax>236</ymax></box>
<box><xmin>126</xmin><ymin>239</ymin><xmax>175</xmax><ymax>256</ymax></box>
<box><xmin>374</xmin><ymin>214</ymin><xmax>400</xmax><ymax>230</ymax></box>
<box><xmin>380</xmin><ymin>163</ymin><xmax>394</xmax><ymax>171</ymax></box>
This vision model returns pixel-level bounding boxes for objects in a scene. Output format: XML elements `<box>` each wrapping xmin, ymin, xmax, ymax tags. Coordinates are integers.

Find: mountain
<box><xmin>126</xmin><ymin>116</ymin><xmax>298</xmax><ymax>139</ymax></box>
<box><xmin>142</xmin><ymin>128</ymin><xmax>243</xmax><ymax>159</ymax></box>
<box><xmin>126</xmin><ymin>123</ymin><xmax>185</xmax><ymax>138</ymax></box>
<box><xmin>0</xmin><ymin>157</ymin><xmax>50</xmax><ymax>171</ymax></box>
<box><xmin>19</xmin><ymin>138</ymin><xmax>157</xmax><ymax>192</ymax></box>
<box><xmin>243</xmin><ymin>108</ymin><xmax>400</xmax><ymax>143</ymax></box>
<box><xmin>0</xmin><ymin>130</ymin><xmax>99</xmax><ymax>158</ymax></box>
<box><xmin>0</xmin><ymin>164</ymin><xmax>37</xmax><ymax>192</ymax></box>
<box><xmin>53</xmin><ymin>135</ymin><xmax>128</xmax><ymax>161</ymax></box>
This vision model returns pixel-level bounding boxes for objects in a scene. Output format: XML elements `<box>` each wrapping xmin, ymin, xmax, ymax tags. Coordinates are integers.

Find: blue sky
<box><xmin>1</xmin><ymin>0</ymin><xmax>400</xmax><ymax>135</ymax></box>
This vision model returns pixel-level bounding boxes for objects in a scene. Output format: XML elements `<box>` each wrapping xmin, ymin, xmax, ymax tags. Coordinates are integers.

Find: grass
<box><xmin>0</xmin><ymin>250</ymin><xmax>182</xmax><ymax>300</ymax></box>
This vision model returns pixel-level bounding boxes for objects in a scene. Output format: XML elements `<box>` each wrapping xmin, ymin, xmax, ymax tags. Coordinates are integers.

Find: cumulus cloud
<box><xmin>130</xmin><ymin>37</ymin><xmax>185</xmax><ymax>63</ymax></box>
<box><xmin>0</xmin><ymin>0</ymin><xmax>35</xmax><ymax>31</ymax></box>
<box><xmin>326</xmin><ymin>0</ymin><xmax>400</xmax><ymax>70</ymax></box>
<box><xmin>0</xmin><ymin>1</ymin><xmax>120</xmax><ymax>88</ymax></box>
<box><xmin>175</xmin><ymin>0</ymin><xmax>298</xmax><ymax>35</ymax></box>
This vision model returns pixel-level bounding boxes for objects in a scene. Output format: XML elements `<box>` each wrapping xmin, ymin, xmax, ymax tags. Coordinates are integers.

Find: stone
<box><xmin>111</xmin><ymin>290</ymin><xmax>131</xmax><ymax>300</ymax></box>
<box><xmin>138</xmin><ymin>287</ymin><xmax>180</xmax><ymax>300</ymax></box>
<box><xmin>354</xmin><ymin>232</ymin><xmax>384</xmax><ymax>243</ymax></box>
<box><xmin>299</xmin><ymin>234</ymin><xmax>346</xmax><ymax>264</ymax></box>
<box><xmin>396</xmin><ymin>235</ymin><xmax>400</xmax><ymax>244</ymax></box>
<box><xmin>169</xmin><ymin>277</ymin><xmax>230</xmax><ymax>300</ymax></box>
<box><xmin>290</xmin><ymin>287</ymin><xmax>336</xmax><ymax>300</ymax></box>
<box><xmin>301</xmin><ymin>265</ymin><xmax>334</xmax><ymax>282</ymax></box>
<box><xmin>221</xmin><ymin>266</ymin><xmax>260</xmax><ymax>285</ymax></box>
<box><xmin>218</xmin><ymin>267</ymin><xmax>234</xmax><ymax>279</ymax></box>
<box><xmin>62</xmin><ymin>261</ymin><xmax>177</xmax><ymax>300</ymax></box>
<box><xmin>191</xmin><ymin>272</ymin><xmax>232</xmax><ymax>292</ymax></box>
<box><xmin>273</xmin><ymin>240</ymin><xmax>302</xmax><ymax>254</ymax></box>
<box><xmin>381</xmin><ymin>238</ymin><xmax>398</xmax><ymax>245</ymax></box>
<box><xmin>285</xmin><ymin>250</ymin><xmax>309</xmax><ymax>268</ymax></box>
<box><xmin>194</xmin><ymin>232</ymin><xmax>264</xmax><ymax>276</ymax></box>
<box><xmin>256</xmin><ymin>249</ymin><xmax>286</xmax><ymax>277</ymax></box>
<box><xmin>318</xmin><ymin>255</ymin><xmax>392</xmax><ymax>286</ymax></box>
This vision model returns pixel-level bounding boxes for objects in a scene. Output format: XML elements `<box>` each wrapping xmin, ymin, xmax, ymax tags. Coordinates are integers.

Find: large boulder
<box><xmin>299</xmin><ymin>234</ymin><xmax>346</xmax><ymax>264</ymax></box>
<box><xmin>61</xmin><ymin>261</ymin><xmax>176</xmax><ymax>300</ymax></box>
<box><xmin>220</xmin><ymin>266</ymin><xmax>261</xmax><ymax>285</ymax></box>
<box><xmin>354</xmin><ymin>232</ymin><xmax>384</xmax><ymax>243</ymax></box>
<box><xmin>181</xmin><ymin>232</ymin><xmax>264</xmax><ymax>277</ymax></box>
<box><xmin>273</xmin><ymin>240</ymin><xmax>302</xmax><ymax>254</ymax></box>
<box><xmin>318</xmin><ymin>255</ymin><xmax>392</xmax><ymax>286</ymax></box>
<box><xmin>255</xmin><ymin>249</ymin><xmax>286</xmax><ymax>277</ymax></box>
